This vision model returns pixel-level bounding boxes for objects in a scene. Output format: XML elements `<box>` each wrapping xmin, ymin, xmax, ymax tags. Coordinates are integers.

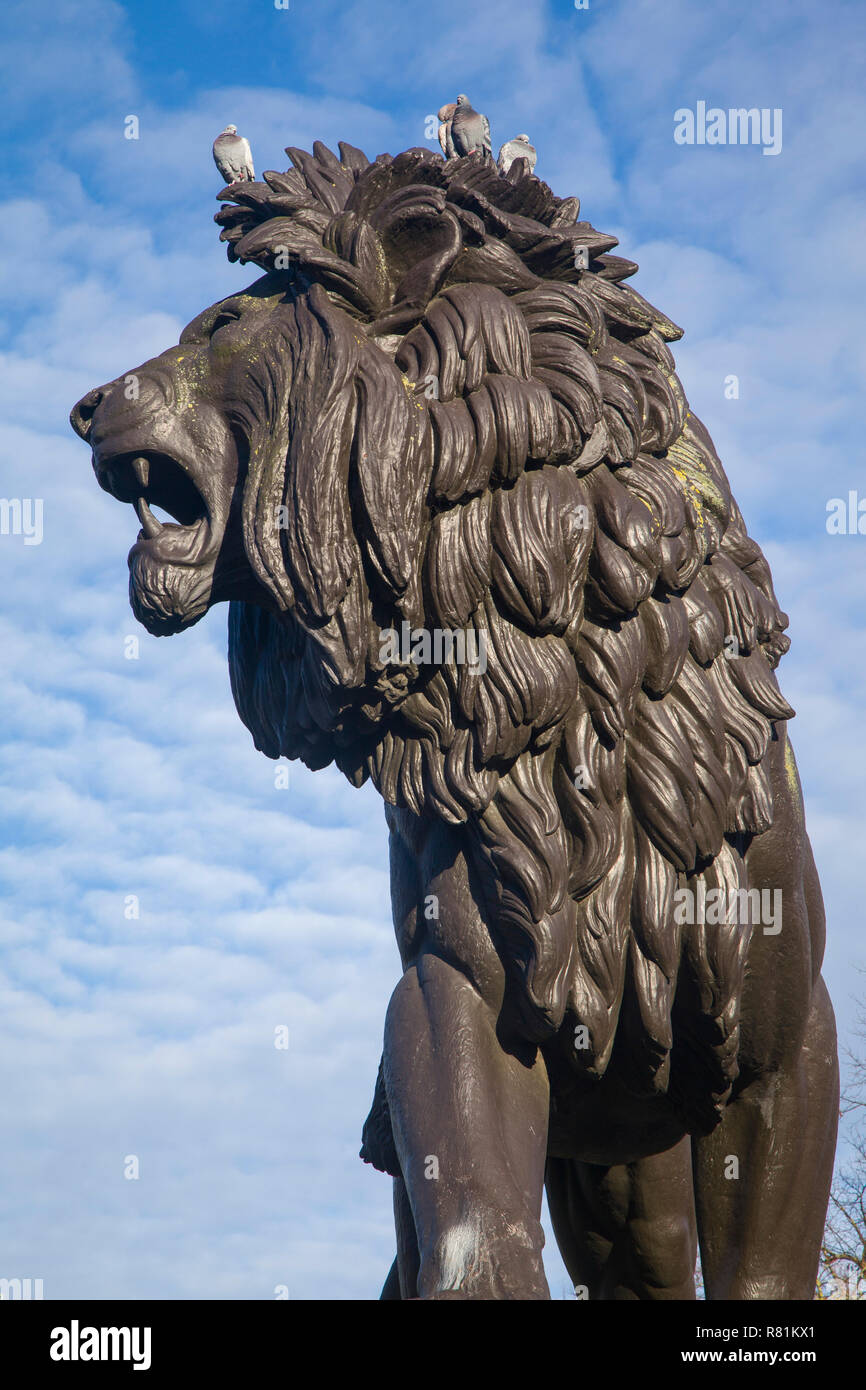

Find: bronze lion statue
<box><xmin>71</xmin><ymin>137</ymin><xmax>837</xmax><ymax>1300</ymax></box>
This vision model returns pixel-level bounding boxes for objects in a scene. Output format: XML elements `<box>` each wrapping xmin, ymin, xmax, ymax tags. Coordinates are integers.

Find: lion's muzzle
<box><xmin>71</xmin><ymin>367</ymin><xmax>237</xmax><ymax>636</ymax></box>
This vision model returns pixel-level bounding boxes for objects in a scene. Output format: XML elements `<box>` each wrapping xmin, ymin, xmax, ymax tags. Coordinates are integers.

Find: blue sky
<box><xmin>1</xmin><ymin>0</ymin><xmax>864</xmax><ymax>1300</ymax></box>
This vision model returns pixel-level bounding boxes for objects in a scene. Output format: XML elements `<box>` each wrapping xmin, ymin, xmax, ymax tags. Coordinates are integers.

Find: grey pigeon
<box><xmin>497</xmin><ymin>133</ymin><xmax>537</xmax><ymax>177</ymax></box>
<box><xmin>437</xmin><ymin>102</ymin><xmax>457</xmax><ymax>159</ymax></box>
<box><xmin>450</xmin><ymin>94</ymin><xmax>491</xmax><ymax>157</ymax></box>
<box><xmin>212</xmin><ymin>124</ymin><xmax>255</xmax><ymax>184</ymax></box>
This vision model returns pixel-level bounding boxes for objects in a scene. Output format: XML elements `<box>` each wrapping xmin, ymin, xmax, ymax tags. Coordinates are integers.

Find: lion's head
<box><xmin>71</xmin><ymin>140</ymin><xmax>796</xmax><ymax>1127</ymax></box>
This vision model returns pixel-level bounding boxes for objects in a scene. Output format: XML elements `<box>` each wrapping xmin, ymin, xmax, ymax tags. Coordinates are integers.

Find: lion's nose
<box><xmin>69</xmin><ymin>387</ymin><xmax>105</xmax><ymax>441</ymax></box>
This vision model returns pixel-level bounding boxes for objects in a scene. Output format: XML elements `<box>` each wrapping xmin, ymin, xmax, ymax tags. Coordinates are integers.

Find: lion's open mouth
<box><xmin>94</xmin><ymin>449</ymin><xmax>220</xmax><ymax>634</ymax></box>
<box><xmin>96</xmin><ymin>450</ymin><xmax>208</xmax><ymax>535</ymax></box>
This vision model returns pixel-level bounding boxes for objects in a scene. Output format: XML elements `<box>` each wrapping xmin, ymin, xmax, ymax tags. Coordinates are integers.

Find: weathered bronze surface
<box><xmin>71</xmin><ymin>133</ymin><xmax>838</xmax><ymax>1300</ymax></box>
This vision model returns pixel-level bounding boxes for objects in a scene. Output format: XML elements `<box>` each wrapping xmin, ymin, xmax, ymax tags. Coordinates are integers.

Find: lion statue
<box><xmin>71</xmin><ymin>136</ymin><xmax>838</xmax><ymax>1300</ymax></box>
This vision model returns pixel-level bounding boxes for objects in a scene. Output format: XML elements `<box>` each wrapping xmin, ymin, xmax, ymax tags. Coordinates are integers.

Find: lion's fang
<box><xmin>131</xmin><ymin>455</ymin><xmax>150</xmax><ymax>490</ymax></box>
<box><xmin>135</xmin><ymin>496</ymin><xmax>163</xmax><ymax>538</ymax></box>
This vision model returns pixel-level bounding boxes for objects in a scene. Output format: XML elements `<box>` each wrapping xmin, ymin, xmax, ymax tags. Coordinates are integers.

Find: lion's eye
<box><xmin>210</xmin><ymin>308</ymin><xmax>242</xmax><ymax>335</ymax></box>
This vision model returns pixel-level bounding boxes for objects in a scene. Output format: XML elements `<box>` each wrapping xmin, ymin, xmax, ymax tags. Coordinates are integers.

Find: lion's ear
<box><xmin>228</xmin><ymin>217</ymin><xmax>386</xmax><ymax>320</ymax></box>
<box><xmin>322</xmin><ymin>212</ymin><xmax>389</xmax><ymax>311</ymax></box>
<box><xmin>366</xmin><ymin>188</ymin><xmax>464</xmax><ymax>336</ymax></box>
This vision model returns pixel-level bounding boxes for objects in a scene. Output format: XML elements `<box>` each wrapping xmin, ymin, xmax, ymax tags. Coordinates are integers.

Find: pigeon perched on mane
<box><xmin>449</xmin><ymin>94</ymin><xmax>491</xmax><ymax>157</ymax></box>
<box><xmin>437</xmin><ymin>103</ymin><xmax>457</xmax><ymax>158</ymax></box>
<box><xmin>498</xmin><ymin>133</ymin><xmax>537</xmax><ymax>176</ymax></box>
<box><xmin>212</xmin><ymin>124</ymin><xmax>255</xmax><ymax>185</ymax></box>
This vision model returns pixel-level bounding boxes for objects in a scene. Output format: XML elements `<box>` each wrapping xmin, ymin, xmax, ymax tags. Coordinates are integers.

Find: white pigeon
<box><xmin>212</xmin><ymin>124</ymin><xmax>255</xmax><ymax>184</ymax></box>
<box><xmin>450</xmin><ymin>94</ymin><xmax>492</xmax><ymax>157</ymax></box>
<box><xmin>497</xmin><ymin>133</ymin><xmax>537</xmax><ymax>176</ymax></box>
<box><xmin>437</xmin><ymin>102</ymin><xmax>457</xmax><ymax>158</ymax></box>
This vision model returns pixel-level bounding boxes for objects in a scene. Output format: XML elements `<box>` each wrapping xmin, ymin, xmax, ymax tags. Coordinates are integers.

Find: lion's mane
<box><xmin>221</xmin><ymin>142</ymin><xmax>793</xmax><ymax>1129</ymax></box>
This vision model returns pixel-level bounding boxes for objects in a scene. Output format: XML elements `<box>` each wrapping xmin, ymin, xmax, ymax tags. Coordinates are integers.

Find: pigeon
<box><xmin>212</xmin><ymin>124</ymin><xmax>255</xmax><ymax>184</ymax></box>
<box><xmin>497</xmin><ymin>133</ymin><xmax>537</xmax><ymax>177</ymax></box>
<box><xmin>450</xmin><ymin>94</ymin><xmax>492</xmax><ymax>157</ymax></box>
<box><xmin>437</xmin><ymin>102</ymin><xmax>457</xmax><ymax>158</ymax></box>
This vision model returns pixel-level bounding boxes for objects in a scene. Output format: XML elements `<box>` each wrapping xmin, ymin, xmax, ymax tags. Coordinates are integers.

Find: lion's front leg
<box><xmin>385</xmin><ymin>956</ymin><xmax>550</xmax><ymax>1299</ymax></box>
<box><xmin>383</xmin><ymin>810</ymin><xmax>551</xmax><ymax>1300</ymax></box>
